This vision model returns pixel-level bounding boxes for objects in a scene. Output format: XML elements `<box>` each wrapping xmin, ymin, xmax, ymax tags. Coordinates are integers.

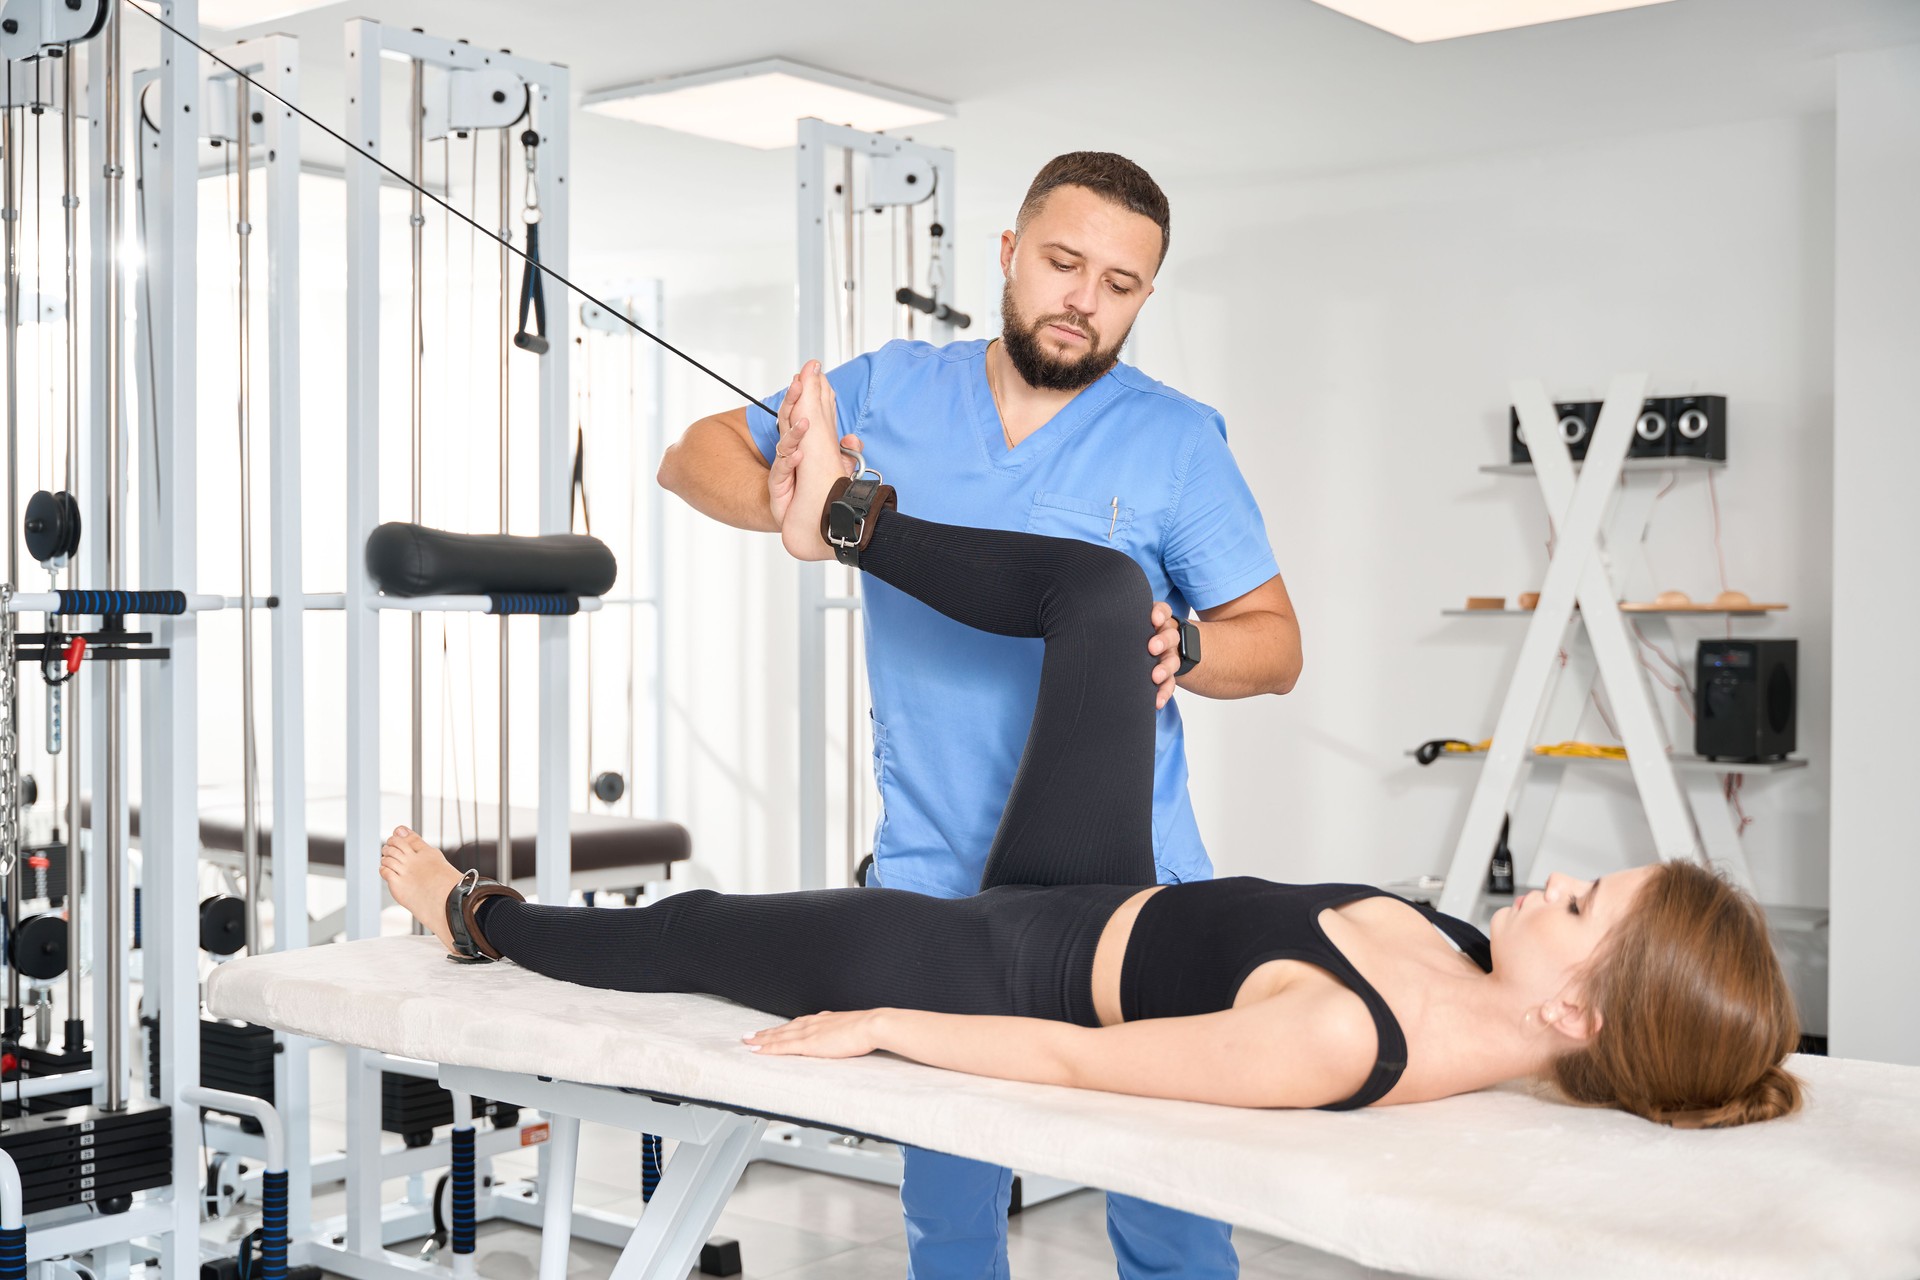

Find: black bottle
<box><xmin>1487</xmin><ymin>815</ymin><xmax>1516</xmax><ymax>896</ymax></box>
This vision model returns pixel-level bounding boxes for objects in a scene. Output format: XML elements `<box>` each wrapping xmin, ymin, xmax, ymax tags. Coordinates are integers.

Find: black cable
<box><xmin>121</xmin><ymin>1</ymin><xmax>778</xmax><ymax>418</ymax></box>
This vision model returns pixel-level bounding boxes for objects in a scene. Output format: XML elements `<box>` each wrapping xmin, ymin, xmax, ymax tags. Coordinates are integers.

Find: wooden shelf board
<box><xmin>1480</xmin><ymin>456</ymin><xmax>1728</xmax><ymax>476</ymax></box>
<box><xmin>1443</xmin><ymin>606</ymin><xmax>1786</xmax><ymax>617</ymax></box>
<box><xmin>1380</xmin><ymin>878</ymin><xmax>1828</xmax><ymax>932</ymax></box>
<box><xmin>1407</xmin><ymin>750</ymin><xmax>1808</xmax><ymax>775</ymax></box>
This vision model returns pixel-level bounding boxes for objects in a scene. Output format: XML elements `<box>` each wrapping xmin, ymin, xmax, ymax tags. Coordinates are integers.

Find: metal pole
<box><xmin>409</xmin><ymin>58</ymin><xmax>424</xmax><ymax>850</ymax></box>
<box><xmin>62</xmin><ymin>59</ymin><xmax>83</xmax><ymax>1033</ymax></box>
<box><xmin>236</xmin><ymin>80</ymin><xmax>262</xmax><ymax>953</ymax></box>
<box><xmin>102</xmin><ymin>0</ymin><xmax>128</xmax><ymax>1113</ymax></box>
<box><xmin>3</xmin><ymin>78</ymin><xmax>22</xmax><ymax>1029</ymax></box>
<box><xmin>497</xmin><ymin>127</ymin><xmax>510</xmax><ymax>886</ymax></box>
<box><xmin>840</xmin><ymin>152</ymin><xmax>859</xmax><ymax>884</ymax></box>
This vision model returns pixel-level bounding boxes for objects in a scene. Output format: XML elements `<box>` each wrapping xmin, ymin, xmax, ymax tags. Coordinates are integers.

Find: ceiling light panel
<box><xmin>583</xmin><ymin>59</ymin><xmax>952</xmax><ymax>150</ymax></box>
<box><xmin>195</xmin><ymin>0</ymin><xmax>336</xmax><ymax>30</ymax></box>
<box><xmin>1307</xmin><ymin>0</ymin><xmax>1679</xmax><ymax>43</ymax></box>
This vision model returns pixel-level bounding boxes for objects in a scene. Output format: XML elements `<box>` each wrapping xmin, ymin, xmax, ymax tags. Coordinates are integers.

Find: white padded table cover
<box><xmin>207</xmin><ymin>935</ymin><xmax>1920</xmax><ymax>1280</ymax></box>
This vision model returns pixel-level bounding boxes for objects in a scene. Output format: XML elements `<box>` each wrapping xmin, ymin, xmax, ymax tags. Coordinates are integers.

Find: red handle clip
<box><xmin>63</xmin><ymin>635</ymin><xmax>86</xmax><ymax>674</ymax></box>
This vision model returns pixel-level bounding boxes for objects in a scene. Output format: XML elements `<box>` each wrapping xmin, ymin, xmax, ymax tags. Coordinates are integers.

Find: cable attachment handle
<box><xmin>838</xmin><ymin>439</ymin><xmax>881</xmax><ymax>486</ymax></box>
<box><xmin>513</xmin><ymin>128</ymin><xmax>550</xmax><ymax>356</ymax></box>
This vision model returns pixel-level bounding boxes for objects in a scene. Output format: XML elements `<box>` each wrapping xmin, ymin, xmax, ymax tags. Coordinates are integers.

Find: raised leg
<box><xmin>778</xmin><ymin>366</ymin><xmax>1158</xmax><ymax>889</ymax></box>
<box><xmin>858</xmin><ymin>514</ymin><xmax>1158</xmax><ymax>889</ymax></box>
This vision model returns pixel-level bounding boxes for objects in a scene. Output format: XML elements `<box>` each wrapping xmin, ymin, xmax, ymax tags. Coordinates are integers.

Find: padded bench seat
<box><xmin>91</xmin><ymin>791</ymin><xmax>691</xmax><ymax>880</ymax></box>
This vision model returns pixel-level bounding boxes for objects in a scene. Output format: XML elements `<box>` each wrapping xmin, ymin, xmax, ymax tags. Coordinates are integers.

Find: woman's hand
<box><xmin>743</xmin><ymin>1009</ymin><xmax>886</xmax><ymax>1059</ymax></box>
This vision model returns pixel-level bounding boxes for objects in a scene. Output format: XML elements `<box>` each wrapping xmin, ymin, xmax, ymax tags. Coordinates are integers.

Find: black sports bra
<box><xmin>1117</xmin><ymin>879</ymin><xmax>1492</xmax><ymax>1110</ymax></box>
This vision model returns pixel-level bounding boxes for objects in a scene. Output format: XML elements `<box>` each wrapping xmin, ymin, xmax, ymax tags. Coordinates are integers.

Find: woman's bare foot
<box><xmin>779</xmin><ymin>366</ymin><xmax>852</xmax><ymax>562</ymax></box>
<box><xmin>378</xmin><ymin>827</ymin><xmax>466</xmax><ymax>954</ymax></box>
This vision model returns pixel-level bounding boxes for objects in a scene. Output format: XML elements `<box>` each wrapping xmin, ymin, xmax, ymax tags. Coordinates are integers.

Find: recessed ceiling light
<box><xmin>1307</xmin><ymin>0</ymin><xmax>1679</xmax><ymax>43</ymax></box>
<box><xmin>582</xmin><ymin>59</ymin><xmax>952</xmax><ymax>150</ymax></box>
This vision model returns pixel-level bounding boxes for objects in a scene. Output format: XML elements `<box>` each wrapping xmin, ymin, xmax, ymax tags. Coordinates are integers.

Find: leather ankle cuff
<box><xmin>445</xmin><ymin>872</ymin><xmax>525</xmax><ymax>963</ymax></box>
<box><xmin>821</xmin><ymin>476</ymin><xmax>897</xmax><ymax>569</ymax></box>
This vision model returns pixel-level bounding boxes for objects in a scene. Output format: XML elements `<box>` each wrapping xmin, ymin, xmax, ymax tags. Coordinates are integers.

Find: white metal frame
<box><xmin>438</xmin><ymin>1064</ymin><xmax>765</xmax><ymax>1280</ymax></box>
<box><xmin>793</xmin><ymin>118</ymin><xmax>959</xmax><ymax>893</ymax></box>
<box><xmin>338</xmin><ymin>20</ymin><xmax>574</xmax><ymax>1279</ymax></box>
<box><xmin>579</xmin><ymin>287</ymin><xmax>669</xmax><ymax>819</ymax></box>
<box><xmin>1435</xmin><ymin>376</ymin><xmax>1761</xmax><ymax>921</ymax></box>
<box><xmin>133</xmin><ymin>31</ymin><xmax>318</xmax><ymax>1255</ymax></box>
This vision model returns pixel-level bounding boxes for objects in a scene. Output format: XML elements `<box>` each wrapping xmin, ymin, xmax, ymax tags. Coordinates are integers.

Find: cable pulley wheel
<box><xmin>9</xmin><ymin>913</ymin><xmax>69</xmax><ymax>981</ymax></box>
<box><xmin>199</xmin><ymin>894</ymin><xmax>248</xmax><ymax>956</ymax></box>
<box><xmin>23</xmin><ymin>490</ymin><xmax>81</xmax><ymax>568</ymax></box>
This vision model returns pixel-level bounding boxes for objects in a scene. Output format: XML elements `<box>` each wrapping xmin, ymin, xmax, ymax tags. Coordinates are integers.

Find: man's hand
<box><xmin>766</xmin><ymin>365</ymin><xmax>809</xmax><ymax>525</ymax></box>
<box><xmin>1148</xmin><ymin>601</ymin><xmax>1186</xmax><ymax>709</ymax></box>
<box><xmin>768</xmin><ymin>363</ymin><xmax>860</xmax><ymax>524</ymax></box>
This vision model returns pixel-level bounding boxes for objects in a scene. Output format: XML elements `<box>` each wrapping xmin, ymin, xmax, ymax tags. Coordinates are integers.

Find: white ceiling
<box><xmin>144</xmin><ymin>0</ymin><xmax>1920</xmax><ymax>277</ymax></box>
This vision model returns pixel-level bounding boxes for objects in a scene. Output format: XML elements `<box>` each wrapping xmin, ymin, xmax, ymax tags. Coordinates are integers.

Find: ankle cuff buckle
<box><xmin>823</xmin><ymin>474</ymin><xmax>896</xmax><ymax>569</ymax></box>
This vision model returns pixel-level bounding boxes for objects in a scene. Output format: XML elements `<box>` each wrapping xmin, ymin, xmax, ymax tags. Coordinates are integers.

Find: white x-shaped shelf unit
<box><xmin>1435</xmin><ymin>374</ymin><xmax>1770</xmax><ymax>921</ymax></box>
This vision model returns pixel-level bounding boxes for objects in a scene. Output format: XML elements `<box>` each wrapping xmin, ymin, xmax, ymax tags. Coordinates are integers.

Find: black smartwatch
<box><xmin>1175</xmin><ymin>619</ymin><xmax>1202</xmax><ymax>677</ymax></box>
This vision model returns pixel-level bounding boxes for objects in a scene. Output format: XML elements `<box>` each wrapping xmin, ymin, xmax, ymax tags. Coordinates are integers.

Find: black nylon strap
<box><xmin>445</xmin><ymin>871</ymin><xmax>491</xmax><ymax>964</ymax></box>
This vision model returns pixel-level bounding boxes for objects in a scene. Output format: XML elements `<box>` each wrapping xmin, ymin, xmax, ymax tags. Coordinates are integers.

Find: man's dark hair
<box><xmin>1015</xmin><ymin>152</ymin><xmax>1171</xmax><ymax>269</ymax></box>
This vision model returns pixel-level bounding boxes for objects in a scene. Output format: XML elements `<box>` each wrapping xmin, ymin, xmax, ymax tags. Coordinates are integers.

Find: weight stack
<box><xmin>201</xmin><ymin>1020</ymin><xmax>279</xmax><ymax>1122</ymax></box>
<box><xmin>3</xmin><ymin>1043</ymin><xmax>93</xmax><ymax>1118</ymax></box>
<box><xmin>381</xmin><ymin>1073</ymin><xmax>512</xmax><ymax>1148</ymax></box>
<box><xmin>0</xmin><ymin>1098</ymin><xmax>172</xmax><ymax>1214</ymax></box>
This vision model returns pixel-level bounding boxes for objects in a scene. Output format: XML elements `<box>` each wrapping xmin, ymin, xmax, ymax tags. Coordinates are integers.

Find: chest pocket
<box><xmin>1024</xmin><ymin>491</ymin><xmax>1135</xmax><ymax>544</ymax></box>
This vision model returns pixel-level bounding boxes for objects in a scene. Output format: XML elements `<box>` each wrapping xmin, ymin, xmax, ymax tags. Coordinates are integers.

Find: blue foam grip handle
<box><xmin>54</xmin><ymin>589</ymin><xmax>188</xmax><ymax>616</ymax></box>
<box><xmin>451</xmin><ymin>1126</ymin><xmax>478</xmax><ymax>1254</ymax></box>
<box><xmin>486</xmin><ymin>593</ymin><xmax>580</xmax><ymax>617</ymax></box>
<box><xmin>0</xmin><ymin>1225</ymin><xmax>26</xmax><ymax>1280</ymax></box>
<box><xmin>258</xmin><ymin>1170</ymin><xmax>289</xmax><ymax>1280</ymax></box>
<box><xmin>641</xmin><ymin>1132</ymin><xmax>662</xmax><ymax>1203</ymax></box>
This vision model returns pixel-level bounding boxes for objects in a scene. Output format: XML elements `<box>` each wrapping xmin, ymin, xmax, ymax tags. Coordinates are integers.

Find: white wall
<box><xmin>938</xmin><ymin>115</ymin><xmax>1837</xmax><ymax>907</ymax></box>
<box><xmin>1829</xmin><ymin>45</ymin><xmax>1920</xmax><ymax>1066</ymax></box>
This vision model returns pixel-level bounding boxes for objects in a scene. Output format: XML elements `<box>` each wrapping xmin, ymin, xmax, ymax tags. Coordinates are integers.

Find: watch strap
<box><xmin>1175</xmin><ymin>618</ymin><xmax>1202</xmax><ymax>677</ymax></box>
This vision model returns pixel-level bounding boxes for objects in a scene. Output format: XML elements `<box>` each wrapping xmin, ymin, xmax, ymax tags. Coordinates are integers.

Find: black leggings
<box><xmin>477</xmin><ymin>510</ymin><xmax>1157</xmax><ymax>1027</ymax></box>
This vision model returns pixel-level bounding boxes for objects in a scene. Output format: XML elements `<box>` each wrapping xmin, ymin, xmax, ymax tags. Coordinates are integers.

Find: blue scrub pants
<box><xmin>901</xmin><ymin>1146</ymin><xmax>1238</xmax><ymax>1278</ymax></box>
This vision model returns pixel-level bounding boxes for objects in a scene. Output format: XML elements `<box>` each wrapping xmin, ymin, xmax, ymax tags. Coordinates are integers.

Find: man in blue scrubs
<box><xmin>659</xmin><ymin>152</ymin><xmax>1301</xmax><ymax>1280</ymax></box>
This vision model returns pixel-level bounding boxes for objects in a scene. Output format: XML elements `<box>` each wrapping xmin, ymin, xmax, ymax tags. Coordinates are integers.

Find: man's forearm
<box><xmin>1181</xmin><ymin>610</ymin><xmax>1302</xmax><ymax>699</ymax></box>
<box><xmin>657</xmin><ymin>414</ymin><xmax>779</xmax><ymax>532</ymax></box>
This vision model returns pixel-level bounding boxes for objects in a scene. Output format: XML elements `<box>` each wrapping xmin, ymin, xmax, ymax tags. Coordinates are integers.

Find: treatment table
<box><xmin>207</xmin><ymin>933</ymin><xmax>1920</xmax><ymax>1280</ymax></box>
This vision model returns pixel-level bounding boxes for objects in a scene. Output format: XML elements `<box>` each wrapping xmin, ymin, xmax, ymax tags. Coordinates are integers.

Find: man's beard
<box><xmin>998</xmin><ymin>281</ymin><xmax>1127</xmax><ymax>392</ymax></box>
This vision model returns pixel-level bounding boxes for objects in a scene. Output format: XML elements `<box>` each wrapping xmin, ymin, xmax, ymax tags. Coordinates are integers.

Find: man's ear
<box><xmin>1541</xmin><ymin>997</ymin><xmax>1602</xmax><ymax>1045</ymax></box>
<box><xmin>999</xmin><ymin>229</ymin><xmax>1016</xmax><ymax>277</ymax></box>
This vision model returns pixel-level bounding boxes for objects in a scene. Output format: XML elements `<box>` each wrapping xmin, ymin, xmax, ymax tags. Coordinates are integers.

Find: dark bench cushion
<box><xmin>366</xmin><ymin>523</ymin><xmax>618</xmax><ymax>598</ymax></box>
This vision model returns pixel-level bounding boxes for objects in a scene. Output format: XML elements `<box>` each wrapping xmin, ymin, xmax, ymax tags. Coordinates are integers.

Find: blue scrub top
<box><xmin>749</xmin><ymin>339</ymin><xmax>1278</xmax><ymax>899</ymax></box>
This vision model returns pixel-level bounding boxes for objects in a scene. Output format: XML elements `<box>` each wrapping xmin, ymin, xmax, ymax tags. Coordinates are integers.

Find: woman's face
<box><xmin>1489</xmin><ymin>863</ymin><xmax>1659</xmax><ymax>997</ymax></box>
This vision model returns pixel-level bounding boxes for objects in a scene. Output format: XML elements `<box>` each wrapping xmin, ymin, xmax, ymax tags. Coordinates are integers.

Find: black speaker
<box><xmin>1509</xmin><ymin>401</ymin><xmax>1601</xmax><ymax>463</ymax></box>
<box><xmin>1554</xmin><ymin>401</ymin><xmax>1600</xmax><ymax>460</ymax></box>
<box><xmin>1630</xmin><ymin>397</ymin><xmax>1673</xmax><ymax>458</ymax></box>
<box><xmin>1670</xmin><ymin>394</ymin><xmax>1727</xmax><ymax>460</ymax></box>
<box><xmin>1695</xmin><ymin>639</ymin><xmax>1796</xmax><ymax>762</ymax></box>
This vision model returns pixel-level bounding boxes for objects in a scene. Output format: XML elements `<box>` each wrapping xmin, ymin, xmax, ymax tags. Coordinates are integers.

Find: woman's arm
<box><xmin>745</xmin><ymin>991</ymin><xmax>1376</xmax><ymax>1110</ymax></box>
